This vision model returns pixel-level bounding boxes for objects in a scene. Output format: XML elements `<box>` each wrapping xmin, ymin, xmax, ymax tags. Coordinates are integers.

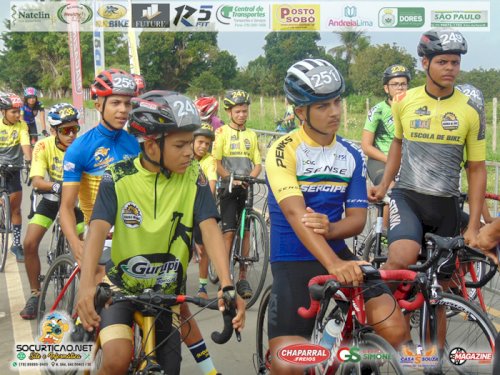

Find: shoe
<box><xmin>20</xmin><ymin>295</ymin><xmax>39</xmax><ymax>320</ymax></box>
<box><xmin>10</xmin><ymin>245</ymin><xmax>24</xmax><ymax>262</ymax></box>
<box><xmin>197</xmin><ymin>285</ymin><xmax>208</xmax><ymax>299</ymax></box>
<box><xmin>236</xmin><ymin>279</ymin><xmax>253</xmax><ymax>299</ymax></box>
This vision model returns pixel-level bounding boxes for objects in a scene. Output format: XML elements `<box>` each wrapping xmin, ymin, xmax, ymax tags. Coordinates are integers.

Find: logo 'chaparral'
<box><xmin>277</xmin><ymin>343</ymin><xmax>329</xmax><ymax>365</ymax></box>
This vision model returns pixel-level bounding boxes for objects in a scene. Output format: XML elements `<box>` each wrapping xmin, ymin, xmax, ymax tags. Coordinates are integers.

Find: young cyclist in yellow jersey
<box><xmin>0</xmin><ymin>92</ymin><xmax>32</xmax><ymax>262</ymax></box>
<box><xmin>212</xmin><ymin>89</ymin><xmax>262</xmax><ymax>299</ymax></box>
<box><xmin>266</xmin><ymin>59</ymin><xmax>408</xmax><ymax>374</ymax></box>
<box><xmin>60</xmin><ymin>69</ymin><xmax>140</xmax><ymax>264</ymax></box>
<box><xmin>192</xmin><ymin>123</ymin><xmax>217</xmax><ymax>299</ymax></box>
<box><xmin>369</xmin><ymin>30</ymin><xmax>486</xmax><ymax>370</ymax></box>
<box><xmin>20</xmin><ymin>103</ymin><xmax>85</xmax><ymax>320</ymax></box>
<box><xmin>76</xmin><ymin>91</ymin><xmax>244</xmax><ymax>375</ymax></box>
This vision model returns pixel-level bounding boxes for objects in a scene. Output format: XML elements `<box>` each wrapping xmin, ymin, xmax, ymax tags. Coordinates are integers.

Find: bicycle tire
<box><xmin>255</xmin><ymin>285</ymin><xmax>272</xmax><ymax>375</ymax></box>
<box><xmin>232</xmin><ymin>211</ymin><xmax>269</xmax><ymax>309</ymax></box>
<box><xmin>411</xmin><ymin>293</ymin><xmax>496</xmax><ymax>374</ymax></box>
<box><xmin>0</xmin><ymin>192</ymin><xmax>11</xmax><ymax>272</ymax></box>
<box><xmin>37</xmin><ymin>254</ymin><xmax>78</xmax><ymax>327</ymax></box>
<box><xmin>55</xmin><ymin>227</ymin><xmax>70</xmax><ymax>259</ymax></box>
<box><xmin>362</xmin><ymin>231</ymin><xmax>388</xmax><ymax>266</ymax></box>
<box><xmin>261</xmin><ymin>198</ymin><xmax>270</xmax><ymax>228</ymax></box>
<box><xmin>339</xmin><ymin>332</ymin><xmax>404</xmax><ymax>375</ymax></box>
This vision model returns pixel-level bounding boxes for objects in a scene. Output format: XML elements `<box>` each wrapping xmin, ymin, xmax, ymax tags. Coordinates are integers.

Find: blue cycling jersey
<box><xmin>63</xmin><ymin>122</ymin><xmax>140</xmax><ymax>222</ymax></box>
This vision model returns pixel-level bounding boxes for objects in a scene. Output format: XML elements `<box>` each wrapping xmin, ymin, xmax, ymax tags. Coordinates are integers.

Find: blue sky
<box><xmin>1</xmin><ymin>1</ymin><xmax>498</xmax><ymax>71</ymax></box>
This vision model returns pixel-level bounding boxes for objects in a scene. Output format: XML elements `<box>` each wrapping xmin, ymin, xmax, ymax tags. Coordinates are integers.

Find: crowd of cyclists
<box><xmin>0</xmin><ymin>28</ymin><xmax>499</xmax><ymax>374</ymax></box>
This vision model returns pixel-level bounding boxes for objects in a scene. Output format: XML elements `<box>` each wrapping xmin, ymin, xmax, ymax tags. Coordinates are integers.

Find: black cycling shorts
<box><xmin>5</xmin><ymin>169</ymin><xmax>21</xmax><ymax>194</ymax></box>
<box><xmin>366</xmin><ymin>158</ymin><xmax>386</xmax><ymax>186</ymax></box>
<box><xmin>100</xmin><ymin>298</ymin><xmax>181</xmax><ymax>374</ymax></box>
<box><xmin>218</xmin><ymin>186</ymin><xmax>248</xmax><ymax>233</ymax></box>
<box><xmin>267</xmin><ymin>248</ymin><xmax>391</xmax><ymax>340</ymax></box>
<box><xmin>35</xmin><ymin>197</ymin><xmax>84</xmax><ymax>222</ymax></box>
<box><xmin>388</xmin><ymin>188</ymin><xmax>460</xmax><ymax>278</ymax></box>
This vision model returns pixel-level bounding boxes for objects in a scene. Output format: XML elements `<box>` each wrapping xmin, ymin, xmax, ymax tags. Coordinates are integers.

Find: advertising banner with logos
<box><xmin>9</xmin><ymin>1</ymin><xmax>490</xmax><ymax>32</ymax></box>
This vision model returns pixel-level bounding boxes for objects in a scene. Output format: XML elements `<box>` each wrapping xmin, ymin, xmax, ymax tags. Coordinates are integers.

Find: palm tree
<box><xmin>328</xmin><ymin>30</ymin><xmax>370</xmax><ymax>68</ymax></box>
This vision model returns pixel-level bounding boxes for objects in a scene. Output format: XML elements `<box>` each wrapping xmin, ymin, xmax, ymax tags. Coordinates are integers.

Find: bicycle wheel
<box><xmin>0</xmin><ymin>192</ymin><xmax>11</xmax><ymax>272</ymax></box>
<box><xmin>362</xmin><ymin>231</ymin><xmax>388</xmax><ymax>266</ymax></box>
<box><xmin>261</xmin><ymin>198</ymin><xmax>270</xmax><ymax>228</ymax></box>
<box><xmin>411</xmin><ymin>293</ymin><xmax>496</xmax><ymax>374</ymax></box>
<box><xmin>208</xmin><ymin>220</ymin><xmax>224</xmax><ymax>284</ymax></box>
<box><xmin>37</xmin><ymin>254</ymin><xmax>78</xmax><ymax>327</ymax></box>
<box><xmin>339</xmin><ymin>332</ymin><xmax>404</xmax><ymax>375</ymax></box>
<box><xmin>232</xmin><ymin>211</ymin><xmax>269</xmax><ymax>309</ymax></box>
<box><xmin>255</xmin><ymin>285</ymin><xmax>272</xmax><ymax>375</ymax></box>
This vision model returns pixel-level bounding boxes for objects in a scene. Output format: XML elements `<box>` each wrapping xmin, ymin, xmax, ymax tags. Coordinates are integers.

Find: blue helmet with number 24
<box><xmin>284</xmin><ymin>59</ymin><xmax>345</xmax><ymax>107</ymax></box>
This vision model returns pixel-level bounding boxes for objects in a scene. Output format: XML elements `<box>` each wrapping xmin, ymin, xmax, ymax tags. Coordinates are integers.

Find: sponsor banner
<box><xmin>215</xmin><ymin>3</ymin><xmax>270</xmax><ymax>31</ymax></box>
<box><xmin>272</xmin><ymin>4</ymin><xmax>320</xmax><ymax>31</ymax></box>
<box><xmin>431</xmin><ymin>10</ymin><xmax>488</xmax><ymax>28</ymax></box>
<box><xmin>9</xmin><ymin>1</ymin><xmax>491</xmax><ymax>32</ymax></box>
<box><xmin>66</xmin><ymin>0</ymin><xmax>84</xmax><ymax>122</ymax></box>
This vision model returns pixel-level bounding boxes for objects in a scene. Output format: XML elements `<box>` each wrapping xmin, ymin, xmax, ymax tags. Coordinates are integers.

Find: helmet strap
<box><xmin>304</xmin><ymin>106</ymin><xmax>329</xmax><ymax>136</ymax></box>
<box><xmin>142</xmin><ymin>134</ymin><xmax>172</xmax><ymax>179</ymax></box>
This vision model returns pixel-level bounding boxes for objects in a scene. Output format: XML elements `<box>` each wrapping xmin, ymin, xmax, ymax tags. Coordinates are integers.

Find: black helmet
<box><xmin>193</xmin><ymin>123</ymin><xmax>215</xmax><ymax>140</ymax></box>
<box><xmin>91</xmin><ymin>68</ymin><xmax>137</xmax><ymax>98</ymax></box>
<box><xmin>456</xmin><ymin>84</ymin><xmax>484</xmax><ymax>111</ymax></box>
<box><xmin>383</xmin><ymin>64</ymin><xmax>411</xmax><ymax>85</ymax></box>
<box><xmin>417</xmin><ymin>29</ymin><xmax>468</xmax><ymax>57</ymax></box>
<box><xmin>128</xmin><ymin>91</ymin><xmax>201</xmax><ymax>140</ymax></box>
<box><xmin>48</xmin><ymin>103</ymin><xmax>80</xmax><ymax>127</ymax></box>
<box><xmin>284</xmin><ymin>58</ymin><xmax>345</xmax><ymax>107</ymax></box>
<box><xmin>223</xmin><ymin>89</ymin><xmax>251</xmax><ymax>110</ymax></box>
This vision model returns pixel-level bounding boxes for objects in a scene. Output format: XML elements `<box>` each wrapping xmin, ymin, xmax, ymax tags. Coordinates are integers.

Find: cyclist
<box><xmin>369</xmin><ymin>30</ymin><xmax>486</xmax><ymax>367</ymax></box>
<box><xmin>60</xmin><ymin>68</ymin><xmax>140</xmax><ymax>264</ymax></box>
<box><xmin>132</xmin><ymin>73</ymin><xmax>146</xmax><ymax>95</ymax></box>
<box><xmin>0</xmin><ymin>92</ymin><xmax>32</xmax><ymax>262</ymax></box>
<box><xmin>266</xmin><ymin>58</ymin><xmax>408</xmax><ymax>374</ymax></box>
<box><xmin>456</xmin><ymin>83</ymin><xmax>494</xmax><ymax>227</ymax></box>
<box><xmin>361</xmin><ymin>64</ymin><xmax>411</xmax><ymax>186</ymax></box>
<box><xmin>192</xmin><ymin>123</ymin><xmax>217</xmax><ymax>298</ymax></box>
<box><xmin>20</xmin><ymin>103</ymin><xmax>84</xmax><ymax>320</ymax></box>
<box><xmin>21</xmin><ymin>87</ymin><xmax>48</xmax><ymax>146</ymax></box>
<box><xmin>76</xmin><ymin>91</ymin><xmax>245</xmax><ymax>375</ymax></box>
<box><xmin>194</xmin><ymin>96</ymin><xmax>224</xmax><ymax>130</ymax></box>
<box><xmin>212</xmin><ymin>89</ymin><xmax>262</xmax><ymax>299</ymax></box>
<box><xmin>275</xmin><ymin>97</ymin><xmax>296</xmax><ymax>133</ymax></box>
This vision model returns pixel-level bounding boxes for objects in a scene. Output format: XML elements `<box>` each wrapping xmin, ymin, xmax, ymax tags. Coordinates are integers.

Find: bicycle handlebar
<box><xmin>227</xmin><ymin>173</ymin><xmax>266</xmax><ymax>193</ymax></box>
<box><xmin>94</xmin><ymin>283</ymin><xmax>238</xmax><ymax>345</ymax></box>
<box><xmin>297</xmin><ymin>266</ymin><xmax>420</xmax><ymax>319</ymax></box>
<box><xmin>408</xmin><ymin>234</ymin><xmax>497</xmax><ymax>283</ymax></box>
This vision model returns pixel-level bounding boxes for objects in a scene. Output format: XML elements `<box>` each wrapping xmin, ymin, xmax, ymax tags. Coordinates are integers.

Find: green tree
<box><xmin>349</xmin><ymin>43</ymin><xmax>416</xmax><ymax>96</ymax></box>
<box><xmin>187</xmin><ymin>71</ymin><xmax>223</xmax><ymax>97</ymax></box>
<box><xmin>328</xmin><ymin>31</ymin><xmax>370</xmax><ymax>69</ymax></box>
<box><xmin>138</xmin><ymin>32</ymin><xmax>237</xmax><ymax>93</ymax></box>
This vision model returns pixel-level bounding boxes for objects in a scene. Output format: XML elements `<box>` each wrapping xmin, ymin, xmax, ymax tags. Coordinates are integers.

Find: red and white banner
<box><xmin>66</xmin><ymin>0</ymin><xmax>85</xmax><ymax>121</ymax></box>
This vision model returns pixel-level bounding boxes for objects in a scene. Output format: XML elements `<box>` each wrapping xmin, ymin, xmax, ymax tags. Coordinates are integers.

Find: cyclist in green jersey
<box><xmin>361</xmin><ymin>64</ymin><xmax>411</xmax><ymax>186</ymax></box>
<box><xmin>76</xmin><ymin>91</ymin><xmax>244</xmax><ymax>375</ymax></box>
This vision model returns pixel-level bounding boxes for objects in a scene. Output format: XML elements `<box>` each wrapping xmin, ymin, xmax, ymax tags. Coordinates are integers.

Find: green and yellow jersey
<box><xmin>91</xmin><ymin>155</ymin><xmax>219</xmax><ymax>295</ymax></box>
<box><xmin>392</xmin><ymin>86</ymin><xmax>485</xmax><ymax>197</ymax></box>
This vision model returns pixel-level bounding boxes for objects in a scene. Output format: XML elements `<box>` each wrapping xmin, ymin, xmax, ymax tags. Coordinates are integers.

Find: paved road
<box><xmin>1</xmin><ymin>185</ymin><xmax>499</xmax><ymax>374</ymax></box>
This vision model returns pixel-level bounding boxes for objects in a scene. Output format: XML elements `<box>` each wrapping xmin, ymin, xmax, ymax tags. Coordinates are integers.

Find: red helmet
<box><xmin>0</xmin><ymin>93</ymin><xmax>23</xmax><ymax>110</ymax></box>
<box><xmin>91</xmin><ymin>68</ymin><xmax>137</xmax><ymax>98</ymax></box>
<box><xmin>132</xmin><ymin>74</ymin><xmax>146</xmax><ymax>93</ymax></box>
<box><xmin>194</xmin><ymin>96</ymin><xmax>219</xmax><ymax>121</ymax></box>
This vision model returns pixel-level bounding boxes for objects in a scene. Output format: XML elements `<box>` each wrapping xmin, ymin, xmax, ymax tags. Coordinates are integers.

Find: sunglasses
<box><xmin>57</xmin><ymin>125</ymin><xmax>80</xmax><ymax>136</ymax></box>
